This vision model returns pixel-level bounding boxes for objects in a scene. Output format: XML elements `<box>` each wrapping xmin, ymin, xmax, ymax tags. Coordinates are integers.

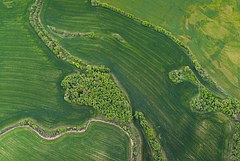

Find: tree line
<box><xmin>48</xmin><ymin>26</ymin><xmax>96</xmax><ymax>38</ymax></box>
<box><xmin>29</xmin><ymin>0</ymin><xmax>87</xmax><ymax>68</ymax></box>
<box><xmin>135</xmin><ymin>111</ymin><xmax>166</xmax><ymax>161</ymax></box>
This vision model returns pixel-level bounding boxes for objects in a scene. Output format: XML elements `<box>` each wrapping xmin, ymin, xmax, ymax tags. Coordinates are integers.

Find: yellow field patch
<box><xmin>188</xmin><ymin>7</ymin><xmax>209</xmax><ymax>25</ymax></box>
<box><xmin>221</xmin><ymin>45</ymin><xmax>240</xmax><ymax>66</ymax></box>
<box><xmin>201</xmin><ymin>21</ymin><xmax>230</xmax><ymax>40</ymax></box>
<box><xmin>212</xmin><ymin>59</ymin><xmax>238</xmax><ymax>87</ymax></box>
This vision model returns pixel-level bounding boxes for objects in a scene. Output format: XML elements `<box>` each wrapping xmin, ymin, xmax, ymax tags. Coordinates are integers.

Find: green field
<box><xmin>100</xmin><ymin>0</ymin><xmax>240</xmax><ymax>100</ymax></box>
<box><xmin>0</xmin><ymin>0</ymin><xmax>97</xmax><ymax>130</ymax></box>
<box><xmin>0</xmin><ymin>122</ymin><xmax>130</xmax><ymax>161</ymax></box>
<box><xmin>41</xmin><ymin>0</ymin><xmax>234</xmax><ymax>160</ymax></box>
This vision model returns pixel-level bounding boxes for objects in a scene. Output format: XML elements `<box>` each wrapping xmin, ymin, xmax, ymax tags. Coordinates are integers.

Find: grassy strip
<box><xmin>169</xmin><ymin>66</ymin><xmax>199</xmax><ymax>85</ymax></box>
<box><xmin>29</xmin><ymin>0</ymin><xmax>139</xmax><ymax>160</ymax></box>
<box><xmin>91</xmin><ymin>0</ymin><xmax>216</xmax><ymax>87</ymax></box>
<box><xmin>48</xmin><ymin>25</ymin><xmax>96</xmax><ymax>38</ymax></box>
<box><xmin>135</xmin><ymin>111</ymin><xmax>166</xmax><ymax>161</ymax></box>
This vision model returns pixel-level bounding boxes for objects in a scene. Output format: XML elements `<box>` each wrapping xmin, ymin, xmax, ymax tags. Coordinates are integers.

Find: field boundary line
<box><xmin>0</xmin><ymin>118</ymin><xmax>133</xmax><ymax>159</ymax></box>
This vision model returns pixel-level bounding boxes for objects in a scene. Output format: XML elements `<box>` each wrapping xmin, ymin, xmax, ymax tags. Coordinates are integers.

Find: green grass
<box><xmin>0</xmin><ymin>0</ymin><xmax>96</xmax><ymax>129</ymax></box>
<box><xmin>0</xmin><ymin>122</ymin><xmax>130</xmax><ymax>161</ymax></box>
<box><xmin>41</xmin><ymin>0</ymin><xmax>234</xmax><ymax>160</ymax></box>
<box><xmin>100</xmin><ymin>0</ymin><xmax>240</xmax><ymax>100</ymax></box>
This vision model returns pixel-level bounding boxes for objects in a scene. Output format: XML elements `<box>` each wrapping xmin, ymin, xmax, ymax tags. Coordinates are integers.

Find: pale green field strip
<box><xmin>0</xmin><ymin>0</ymin><xmax>96</xmax><ymax>130</ymax></box>
<box><xmin>0</xmin><ymin>121</ymin><xmax>130</xmax><ymax>161</ymax></box>
<box><xmin>100</xmin><ymin>0</ymin><xmax>240</xmax><ymax>100</ymax></box>
<box><xmin>41</xmin><ymin>0</ymin><xmax>234</xmax><ymax>160</ymax></box>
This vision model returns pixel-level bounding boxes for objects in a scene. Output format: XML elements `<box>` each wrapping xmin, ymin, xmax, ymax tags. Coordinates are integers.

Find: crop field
<box><xmin>0</xmin><ymin>0</ymin><xmax>97</xmax><ymax>130</ymax></box>
<box><xmin>41</xmin><ymin>0</ymin><xmax>234</xmax><ymax>160</ymax></box>
<box><xmin>0</xmin><ymin>122</ymin><xmax>130</xmax><ymax>161</ymax></box>
<box><xmin>101</xmin><ymin>0</ymin><xmax>240</xmax><ymax>100</ymax></box>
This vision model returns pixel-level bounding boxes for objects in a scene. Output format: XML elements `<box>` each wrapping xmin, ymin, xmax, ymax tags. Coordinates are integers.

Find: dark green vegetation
<box><xmin>61</xmin><ymin>65</ymin><xmax>132</xmax><ymax>123</ymax></box>
<box><xmin>232</xmin><ymin>121</ymin><xmax>240</xmax><ymax>161</ymax></box>
<box><xmin>192</xmin><ymin>86</ymin><xmax>240</xmax><ymax>119</ymax></box>
<box><xmin>135</xmin><ymin>111</ymin><xmax>165</xmax><ymax>161</ymax></box>
<box><xmin>41</xmin><ymin>0</ymin><xmax>233</xmax><ymax>160</ymax></box>
<box><xmin>48</xmin><ymin>25</ymin><xmax>96</xmax><ymax>39</ymax></box>
<box><xmin>101</xmin><ymin>0</ymin><xmax>240</xmax><ymax>100</ymax></box>
<box><xmin>0</xmin><ymin>0</ymin><xmax>96</xmax><ymax>130</ymax></box>
<box><xmin>0</xmin><ymin>122</ymin><xmax>130</xmax><ymax>161</ymax></box>
<box><xmin>169</xmin><ymin>66</ymin><xmax>199</xmax><ymax>85</ymax></box>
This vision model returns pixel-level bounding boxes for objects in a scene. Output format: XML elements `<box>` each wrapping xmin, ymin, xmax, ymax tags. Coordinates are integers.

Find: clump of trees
<box><xmin>61</xmin><ymin>65</ymin><xmax>133</xmax><ymax>123</ymax></box>
<box><xmin>191</xmin><ymin>85</ymin><xmax>240</xmax><ymax>119</ymax></box>
<box><xmin>135</xmin><ymin>111</ymin><xmax>165</xmax><ymax>161</ymax></box>
<box><xmin>169</xmin><ymin>66</ymin><xmax>199</xmax><ymax>85</ymax></box>
<box><xmin>48</xmin><ymin>26</ymin><xmax>96</xmax><ymax>39</ymax></box>
<box><xmin>112</xmin><ymin>33</ymin><xmax>126</xmax><ymax>43</ymax></box>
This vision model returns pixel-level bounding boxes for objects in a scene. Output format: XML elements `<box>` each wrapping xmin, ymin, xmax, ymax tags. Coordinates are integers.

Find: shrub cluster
<box><xmin>192</xmin><ymin>85</ymin><xmax>240</xmax><ymax>119</ymax></box>
<box><xmin>169</xmin><ymin>66</ymin><xmax>199</xmax><ymax>85</ymax></box>
<box><xmin>135</xmin><ymin>111</ymin><xmax>165</xmax><ymax>161</ymax></box>
<box><xmin>48</xmin><ymin>26</ymin><xmax>96</xmax><ymax>38</ymax></box>
<box><xmin>61</xmin><ymin>65</ymin><xmax>133</xmax><ymax>123</ymax></box>
<box><xmin>112</xmin><ymin>33</ymin><xmax>126</xmax><ymax>43</ymax></box>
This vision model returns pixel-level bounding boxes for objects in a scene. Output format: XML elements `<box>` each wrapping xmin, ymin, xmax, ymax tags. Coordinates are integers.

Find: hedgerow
<box><xmin>135</xmin><ymin>111</ymin><xmax>166</xmax><ymax>161</ymax></box>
